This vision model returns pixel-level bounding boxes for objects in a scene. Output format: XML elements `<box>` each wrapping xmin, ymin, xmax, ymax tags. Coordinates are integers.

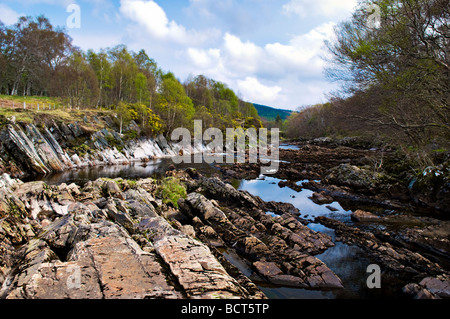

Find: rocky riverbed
<box><xmin>0</xmin><ymin>167</ymin><xmax>347</xmax><ymax>299</ymax></box>
<box><xmin>0</xmin><ymin>118</ymin><xmax>449</xmax><ymax>299</ymax></box>
<box><xmin>220</xmin><ymin>140</ymin><xmax>450</xmax><ymax>299</ymax></box>
<box><xmin>224</xmin><ymin>140</ymin><xmax>449</xmax><ymax>213</ymax></box>
<box><xmin>1</xmin><ymin>158</ymin><xmax>449</xmax><ymax>299</ymax></box>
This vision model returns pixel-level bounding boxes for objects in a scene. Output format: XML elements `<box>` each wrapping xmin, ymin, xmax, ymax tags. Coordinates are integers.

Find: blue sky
<box><xmin>0</xmin><ymin>0</ymin><xmax>358</xmax><ymax>110</ymax></box>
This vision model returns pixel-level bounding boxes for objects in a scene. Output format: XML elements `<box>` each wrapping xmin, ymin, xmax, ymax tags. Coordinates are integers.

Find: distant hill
<box><xmin>253</xmin><ymin>103</ymin><xmax>293</xmax><ymax>121</ymax></box>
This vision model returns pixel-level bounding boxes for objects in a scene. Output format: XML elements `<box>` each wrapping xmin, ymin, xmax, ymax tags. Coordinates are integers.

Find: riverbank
<box><xmin>223</xmin><ymin>139</ymin><xmax>449</xmax><ymax>215</ymax></box>
<box><xmin>0</xmin><ymin>112</ymin><xmax>208</xmax><ymax>180</ymax></box>
<box><xmin>1</xmin><ymin>161</ymin><xmax>449</xmax><ymax>299</ymax></box>
<box><xmin>0</xmin><ymin>112</ymin><xmax>449</xmax><ymax>299</ymax></box>
<box><xmin>0</xmin><ymin>169</ymin><xmax>341</xmax><ymax>299</ymax></box>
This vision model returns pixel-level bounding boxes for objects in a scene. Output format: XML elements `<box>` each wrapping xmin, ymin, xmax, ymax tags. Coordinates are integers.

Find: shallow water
<box><xmin>237</xmin><ymin>176</ymin><xmax>352</xmax><ymax>220</ymax></box>
<box><xmin>29</xmin><ymin>158</ymin><xmax>223</xmax><ymax>186</ymax></box>
<box><xmin>280</xmin><ymin>144</ymin><xmax>301</xmax><ymax>150</ymax></box>
<box><xmin>236</xmin><ymin>176</ymin><xmax>409</xmax><ymax>299</ymax></box>
<box><xmin>32</xmin><ymin>159</ymin><xmax>410</xmax><ymax>299</ymax></box>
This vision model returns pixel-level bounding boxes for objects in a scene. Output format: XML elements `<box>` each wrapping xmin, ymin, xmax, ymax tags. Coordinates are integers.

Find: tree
<box><xmin>0</xmin><ymin>22</ymin><xmax>10</xmax><ymax>94</ymax></box>
<box><xmin>156</xmin><ymin>72</ymin><xmax>195</xmax><ymax>134</ymax></box>
<box><xmin>214</xmin><ymin>82</ymin><xmax>239</xmax><ymax>115</ymax></box>
<box><xmin>0</xmin><ymin>14</ymin><xmax>266</xmax><ymax>138</ymax></box>
<box><xmin>275</xmin><ymin>114</ymin><xmax>283</xmax><ymax>129</ymax></box>
<box><xmin>239</xmin><ymin>101</ymin><xmax>259</xmax><ymax>119</ymax></box>
<box><xmin>116</xmin><ymin>101</ymin><xmax>133</xmax><ymax>134</ymax></box>
<box><xmin>109</xmin><ymin>45</ymin><xmax>138</xmax><ymax>103</ymax></box>
<box><xmin>87</xmin><ymin>49</ymin><xmax>112</xmax><ymax>107</ymax></box>
<box><xmin>135</xmin><ymin>72</ymin><xmax>148</xmax><ymax>104</ymax></box>
<box><xmin>325</xmin><ymin>0</ymin><xmax>450</xmax><ymax>145</ymax></box>
<box><xmin>52</xmin><ymin>50</ymin><xmax>99</xmax><ymax>109</ymax></box>
<box><xmin>193</xmin><ymin>105</ymin><xmax>214</xmax><ymax>128</ymax></box>
<box><xmin>133</xmin><ymin>49</ymin><xmax>160</xmax><ymax>109</ymax></box>
<box><xmin>1</xmin><ymin>15</ymin><xmax>71</xmax><ymax>96</ymax></box>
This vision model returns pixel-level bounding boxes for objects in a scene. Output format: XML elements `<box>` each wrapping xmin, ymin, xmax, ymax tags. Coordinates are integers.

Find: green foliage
<box><xmin>123</xmin><ymin>129</ymin><xmax>139</xmax><ymax>140</ymax></box>
<box><xmin>126</xmin><ymin>179</ymin><xmax>137</xmax><ymax>189</ymax></box>
<box><xmin>183</xmin><ymin>74</ymin><xmax>262</xmax><ymax>132</ymax></box>
<box><xmin>113</xmin><ymin>102</ymin><xmax>162</xmax><ymax>136</ymax></box>
<box><xmin>72</xmin><ymin>143</ymin><xmax>91</xmax><ymax>157</ymax></box>
<box><xmin>1</xmin><ymin>15</ymin><xmax>266</xmax><ymax>137</ymax></box>
<box><xmin>104</xmin><ymin>134</ymin><xmax>124</xmax><ymax>152</ymax></box>
<box><xmin>244</xmin><ymin>117</ymin><xmax>263</xmax><ymax>129</ymax></box>
<box><xmin>115</xmin><ymin>101</ymin><xmax>132</xmax><ymax>134</ymax></box>
<box><xmin>156</xmin><ymin>72</ymin><xmax>195</xmax><ymax>133</ymax></box>
<box><xmin>156</xmin><ymin>177</ymin><xmax>187</xmax><ymax>208</ymax></box>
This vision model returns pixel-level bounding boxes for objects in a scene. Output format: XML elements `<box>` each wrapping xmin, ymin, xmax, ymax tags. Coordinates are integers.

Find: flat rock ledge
<box><xmin>6</xmin><ymin>221</ymin><xmax>182</xmax><ymax>299</ymax></box>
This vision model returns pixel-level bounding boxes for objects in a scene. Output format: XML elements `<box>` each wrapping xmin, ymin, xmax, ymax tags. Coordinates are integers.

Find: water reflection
<box><xmin>237</xmin><ymin>176</ymin><xmax>352</xmax><ymax>219</ymax></box>
<box><xmin>280</xmin><ymin>144</ymin><xmax>301</xmax><ymax>150</ymax></box>
<box><xmin>30</xmin><ymin>157</ymin><xmax>224</xmax><ymax>186</ymax></box>
<box><xmin>235</xmin><ymin>175</ymin><xmax>406</xmax><ymax>299</ymax></box>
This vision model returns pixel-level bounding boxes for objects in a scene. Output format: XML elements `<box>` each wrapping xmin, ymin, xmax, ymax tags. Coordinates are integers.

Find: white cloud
<box><xmin>264</xmin><ymin>22</ymin><xmax>335</xmax><ymax>77</ymax></box>
<box><xmin>119</xmin><ymin>0</ymin><xmax>219</xmax><ymax>45</ymax></box>
<box><xmin>222</xmin><ymin>33</ymin><xmax>264</xmax><ymax>74</ymax></box>
<box><xmin>186</xmin><ymin>22</ymin><xmax>334</xmax><ymax>80</ymax></box>
<box><xmin>118</xmin><ymin>1</ymin><xmax>346</xmax><ymax>109</ymax></box>
<box><xmin>187</xmin><ymin>47</ymin><xmax>221</xmax><ymax>69</ymax></box>
<box><xmin>120</xmin><ymin>0</ymin><xmax>184</xmax><ymax>40</ymax></box>
<box><xmin>0</xmin><ymin>4</ymin><xmax>22</xmax><ymax>25</ymax></box>
<box><xmin>237</xmin><ymin>77</ymin><xmax>282</xmax><ymax>104</ymax></box>
<box><xmin>70</xmin><ymin>32</ymin><xmax>124</xmax><ymax>52</ymax></box>
<box><xmin>181</xmin><ymin>21</ymin><xmax>338</xmax><ymax>108</ymax></box>
<box><xmin>282</xmin><ymin>0</ymin><xmax>357</xmax><ymax>19</ymax></box>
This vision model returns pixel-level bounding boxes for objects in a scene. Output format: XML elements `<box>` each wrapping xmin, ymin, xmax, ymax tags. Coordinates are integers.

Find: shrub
<box><xmin>156</xmin><ymin>177</ymin><xmax>187</xmax><ymax>208</ymax></box>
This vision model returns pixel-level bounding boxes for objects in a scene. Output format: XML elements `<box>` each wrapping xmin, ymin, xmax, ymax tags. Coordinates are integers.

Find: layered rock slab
<box><xmin>139</xmin><ymin>216</ymin><xmax>249</xmax><ymax>299</ymax></box>
<box><xmin>6</xmin><ymin>221</ymin><xmax>182</xmax><ymax>299</ymax></box>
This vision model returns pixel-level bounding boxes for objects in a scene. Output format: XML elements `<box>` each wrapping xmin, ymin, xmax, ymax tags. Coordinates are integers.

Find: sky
<box><xmin>0</xmin><ymin>0</ymin><xmax>359</xmax><ymax>111</ymax></box>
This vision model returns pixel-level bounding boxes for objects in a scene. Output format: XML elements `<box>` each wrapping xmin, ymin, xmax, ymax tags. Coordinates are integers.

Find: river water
<box><xmin>236</xmin><ymin>176</ymin><xmax>408</xmax><ymax>299</ymax></box>
<box><xmin>31</xmin><ymin>155</ymin><xmax>410</xmax><ymax>299</ymax></box>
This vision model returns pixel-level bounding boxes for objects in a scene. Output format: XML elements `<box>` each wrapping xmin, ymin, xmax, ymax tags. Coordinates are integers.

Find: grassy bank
<box><xmin>0</xmin><ymin>94</ymin><xmax>114</xmax><ymax>132</ymax></box>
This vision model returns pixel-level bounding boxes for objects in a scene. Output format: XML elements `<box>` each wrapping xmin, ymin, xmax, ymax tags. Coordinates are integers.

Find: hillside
<box><xmin>253</xmin><ymin>103</ymin><xmax>292</xmax><ymax>121</ymax></box>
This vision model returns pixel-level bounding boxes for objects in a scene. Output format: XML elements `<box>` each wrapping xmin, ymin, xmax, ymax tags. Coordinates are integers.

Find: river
<box><xmin>236</xmin><ymin>176</ymin><xmax>408</xmax><ymax>299</ymax></box>
<box><xmin>29</xmin><ymin>152</ymin><xmax>415</xmax><ymax>299</ymax></box>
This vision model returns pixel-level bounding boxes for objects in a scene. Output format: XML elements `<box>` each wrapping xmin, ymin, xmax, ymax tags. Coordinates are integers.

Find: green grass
<box><xmin>0</xmin><ymin>108</ymin><xmax>35</xmax><ymax>124</ymax></box>
<box><xmin>0</xmin><ymin>94</ymin><xmax>62</xmax><ymax>106</ymax></box>
<box><xmin>156</xmin><ymin>177</ymin><xmax>187</xmax><ymax>208</ymax></box>
<box><xmin>0</xmin><ymin>94</ymin><xmax>115</xmax><ymax>131</ymax></box>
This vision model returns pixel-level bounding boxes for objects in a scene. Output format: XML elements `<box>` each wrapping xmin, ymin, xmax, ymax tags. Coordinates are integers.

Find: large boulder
<box><xmin>6</xmin><ymin>221</ymin><xmax>183</xmax><ymax>299</ymax></box>
<box><xmin>403</xmin><ymin>275</ymin><xmax>450</xmax><ymax>299</ymax></box>
<box><xmin>325</xmin><ymin>164</ymin><xmax>388</xmax><ymax>193</ymax></box>
<box><xmin>351</xmin><ymin>209</ymin><xmax>381</xmax><ymax>222</ymax></box>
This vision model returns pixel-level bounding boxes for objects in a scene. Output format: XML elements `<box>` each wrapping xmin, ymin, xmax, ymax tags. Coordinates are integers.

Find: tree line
<box><xmin>286</xmin><ymin>0</ymin><xmax>449</xmax><ymax>165</ymax></box>
<box><xmin>0</xmin><ymin>15</ymin><xmax>261</xmax><ymax>136</ymax></box>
